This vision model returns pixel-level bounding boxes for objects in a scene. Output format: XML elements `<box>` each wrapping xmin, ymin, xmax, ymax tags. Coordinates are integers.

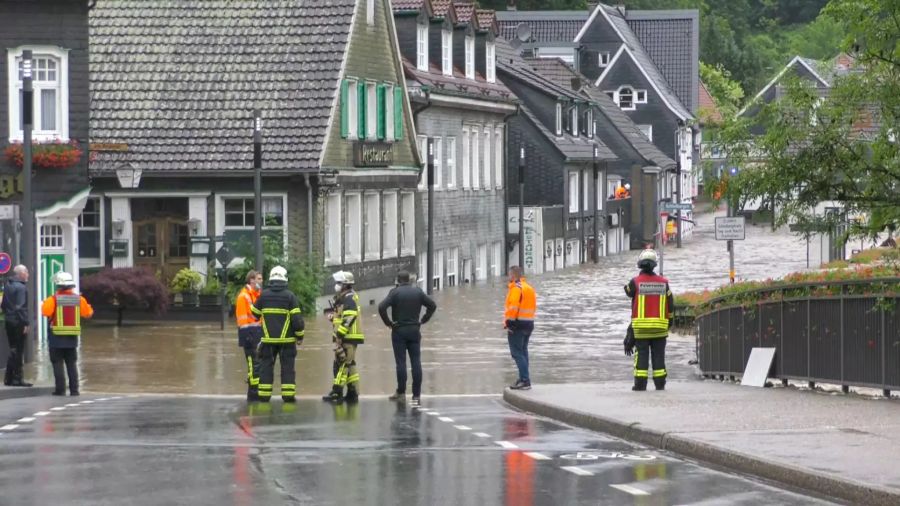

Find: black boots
<box><xmin>632</xmin><ymin>378</ymin><xmax>648</xmax><ymax>391</ymax></box>
<box><xmin>654</xmin><ymin>378</ymin><xmax>666</xmax><ymax>391</ymax></box>
<box><xmin>322</xmin><ymin>386</ymin><xmax>344</xmax><ymax>403</ymax></box>
<box><xmin>344</xmin><ymin>387</ymin><xmax>359</xmax><ymax>404</ymax></box>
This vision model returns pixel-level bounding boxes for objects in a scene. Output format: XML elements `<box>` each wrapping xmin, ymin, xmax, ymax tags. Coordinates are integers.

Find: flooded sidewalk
<box><xmin>24</xmin><ymin>210</ymin><xmax>810</xmax><ymax>396</ymax></box>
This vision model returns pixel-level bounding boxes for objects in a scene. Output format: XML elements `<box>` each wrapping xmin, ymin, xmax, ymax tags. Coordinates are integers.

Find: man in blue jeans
<box><xmin>505</xmin><ymin>266</ymin><xmax>537</xmax><ymax>390</ymax></box>
<box><xmin>378</xmin><ymin>271</ymin><xmax>437</xmax><ymax>406</ymax></box>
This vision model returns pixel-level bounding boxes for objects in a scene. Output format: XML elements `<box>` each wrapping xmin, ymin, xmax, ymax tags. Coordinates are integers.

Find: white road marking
<box><xmin>109</xmin><ymin>396</ymin><xmax>123</xmax><ymax>400</ymax></box>
<box><xmin>610</xmin><ymin>484</ymin><xmax>650</xmax><ymax>496</ymax></box>
<box><xmin>426</xmin><ymin>412</ymin><xmax>440</xmax><ymax>416</ymax></box>
<box><xmin>561</xmin><ymin>466</ymin><xmax>594</xmax><ymax>476</ymax></box>
<box><xmin>95</xmin><ymin>397</ymin><xmax>110</xmax><ymax>401</ymax></box>
<box><xmin>33</xmin><ymin>412</ymin><xmax>50</xmax><ymax>417</ymax></box>
<box><xmin>0</xmin><ymin>424</ymin><xmax>20</xmax><ymax>431</ymax></box>
<box><xmin>65</xmin><ymin>403</ymin><xmax>79</xmax><ymax>407</ymax></box>
<box><xmin>438</xmin><ymin>417</ymin><xmax>454</xmax><ymax>423</ymax></box>
<box><xmin>524</xmin><ymin>452</ymin><xmax>552</xmax><ymax>461</ymax></box>
<box><xmin>494</xmin><ymin>441</ymin><xmax>519</xmax><ymax>449</ymax></box>
<box><xmin>453</xmin><ymin>425</ymin><xmax>472</xmax><ymax>431</ymax></box>
<box><xmin>16</xmin><ymin>417</ymin><xmax>35</xmax><ymax>423</ymax></box>
<box><xmin>473</xmin><ymin>432</ymin><xmax>492</xmax><ymax>438</ymax></box>
<box><xmin>79</xmin><ymin>400</ymin><xmax>94</xmax><ymax>404</ymax></box>
<box><xmin>50</xmin><ymin>407</ymin><xmax>65</xmax><ymax>411</ymax></box>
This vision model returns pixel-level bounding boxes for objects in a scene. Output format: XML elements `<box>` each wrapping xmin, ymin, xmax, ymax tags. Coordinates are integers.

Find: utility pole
<box><xmin>426</xmin><ymin>138</ymin><xmax>434</xmax><ymax>295</ymax></box>
<box><xmin>579</xmin><ymin>169</ymin><xmax>585</xmax><ymax>264</ymax></box>
<box><xmin>21</xmin><ymin>50</ymin><xmax>35</xmax><ymax>361</ymax></box>
<box><xmin>728</xmin><ymin>199</ymin><xmax>735</xmax><ymax>285</ymax></box>
<box><xmin>676</xmin><ymin>126</ymin><xmax>684</xmax><ymax>248</ymax></box>
<box><xmin>518</xmin><ymin>147</ymin><xmax>525</xmax><ymax>270</ymax></box>
<box><xmin>592</xmin><ymin>145</ymin><xmax>599</xmax><ymax>263</ymax></box>
<box><xmin>253</xmin><ymin>110</ymin><xmax>263</xmax><ymax>274</ymax></box>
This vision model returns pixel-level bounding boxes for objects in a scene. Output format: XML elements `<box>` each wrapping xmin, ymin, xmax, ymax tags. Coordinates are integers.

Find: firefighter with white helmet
<box><xmin>41</xmin><ymin>271</ymin><xmax>93</xmax><ymax>396</ymax></box>
<box><xmin>251</xmin><ymin>265</ymin><xmax>305</xmax><ymax>402</ymax></box>
<box><xmin>322</xmin><ymin>270</ymin><xmax>364</xmax><ymax>404</ymax></box>
<box><xmin>624</xmin><ymin>249</ymin><xmax>674</xmax><ymax>391</ymax></box>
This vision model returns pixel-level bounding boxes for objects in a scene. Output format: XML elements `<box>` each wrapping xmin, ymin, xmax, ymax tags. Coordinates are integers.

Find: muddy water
<box><xmin>27</xmin><ymin>210</ymin><xmax>809</xmax><ymax>395</ymax></box>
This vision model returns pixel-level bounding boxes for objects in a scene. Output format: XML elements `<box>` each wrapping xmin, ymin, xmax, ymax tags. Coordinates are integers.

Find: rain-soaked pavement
<box><xmin>0</xmin><ymin>395</ymin><xmax>836</xmax><ymax>505</ymax></box>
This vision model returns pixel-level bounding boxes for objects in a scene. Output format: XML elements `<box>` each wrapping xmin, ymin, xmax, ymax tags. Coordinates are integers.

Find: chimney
<box><xmin>507</xmin><ymin>0</ymin><xmax>516</xmax><ymax>11</ymax></box>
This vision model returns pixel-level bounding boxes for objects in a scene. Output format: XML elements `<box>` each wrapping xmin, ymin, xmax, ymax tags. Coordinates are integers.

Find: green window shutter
<box><xmin>394</xmin><ymin>86</ymin><xmax>403</xmax><ymax>140</ymax></box>
<box><xmin>358</xmin><ymin>82</ymin><xmax>367</xmax><ymax>140</ymax></box>
<box><xmin>340</xmin><ymin>79</ymin><xmax>349</xmax><ymax>139</ymax></box>
<box><xmin>376</xmin><ymin>84</ymin><xmax>386</xmax><ymax>141</ymax></box>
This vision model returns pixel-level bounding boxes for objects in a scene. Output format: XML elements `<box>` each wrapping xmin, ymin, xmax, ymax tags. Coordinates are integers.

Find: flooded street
<box><xmin>27</xmin><ymin>210</ymin><xmax>810</xmax><ymax>396</ymax></box>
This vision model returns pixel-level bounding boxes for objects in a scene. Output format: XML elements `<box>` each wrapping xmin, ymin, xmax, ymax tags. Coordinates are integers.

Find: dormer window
<box><xmin>441</xmin><ymin>29</ymin><xmax>453</xmax><ymax>76</ymax></box>
<box><xmin>599</xmin><ymin>52</ymin><xmax>611</xmax><ymax>68</ymax></box>
<box><xmin>465</xmin><ymin>36</ymin><xmax>475</xmax><ymax>80</ymax></box>
<box><xmin>618</xmin><ymin>87</ymin><xmax>634</xmax><ymax>110</ymax></box>
<box><xmin>555</xmin><ymin>102</ymin><xmax>562</xmax><ymax>136</ymax></box>
<box><xmin>486</xmin><ymin>41</ymin><xmax>496</xmax><ymax>83</ymax></box>
<box><xmin>417</xmin><ymin>23</ymin><xmax>429</xmax><ymax>71</ymax></box>
<box><xmin>570</xmin><ymin>106</ymin><xmax>579</xmax><ymax>137</ymax></box>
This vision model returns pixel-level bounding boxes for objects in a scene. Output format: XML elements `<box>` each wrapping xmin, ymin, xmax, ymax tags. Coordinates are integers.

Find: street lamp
<box><xmin>253</xmin><ymin>109</ymin><xmax>263</xmax><ymax>273</ymax></box>
<box><xmin>518</xmin><ymin>146</ymin><xmax>525</xmax><ymax>270</ymax></box>
<box><xmin>641</xmin><ymin>165</ymin><xmax>663</xmax><ymax>275</ymax></box>
<box><xmin>592</xmin><ymin>144</ymin><xmax>599</xmax><ymax>263</ymax></box>
<box><xmin>115</xmin><ymin>162</ymin><xmax>142</xmax><ymax>189</ymax></box>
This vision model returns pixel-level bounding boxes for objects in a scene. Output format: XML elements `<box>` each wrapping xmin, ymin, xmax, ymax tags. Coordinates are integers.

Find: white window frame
<box><xmin>465</xmin><ymin>36</ymin><xmax>475</xmax><ymax>80</ymax></box>
<box><xmin>635</xmin><ymin>89</ymin><xmax>647</xmax><ymax>104</ymax></box>
<box><xmin>432</xmin><ymin>249</ymin><xmax>444</xmax><ymax>291</ymax></box>
<box><xmin>382</xmin><ymin>191</ymin><xmax>398</xmax><ymax>259</ymax></box>
<box><xmin>582</xmin><ymin>169</ymin><xmax>591</xmax><ymax>211</ymax></box>
<box><xmin>616</xmin><ymin>86</ymin><xmax>635</xmax><ymax>111</ymax></box>
<box><xmin>367</xmin><ymin>0</ymin><xmax>375</xmax><ymax>26</ymax></box>
<box><xmin>347</xmin><ymin>79</ymin><xmax>359</xmax><ymax>139</ymax></box>
<box><xmin>471</xmin><ymin>126</ymin><xmax>480</xmax><ymax>190</ymax></box>
<box><xmin>571</xmin><ymin>106</ymin><xmax>579</xmax><ymax>136</ymax></box>
<box><xmin>475</xmin><ymin>244</ymin><xmax>488</xmax><ymax>281</ymax></box>
<box><xmin>400</xmin><ymin>192</ymin><xmax>415</xmax><ymax>256</ymax></box>
<box><xmin>491</xmin><ymin>241</ymin><xmax>502</xmax><ymax>277</ymax></box>
<box><xmin>637</xmin><ymin>124</ymin><xmax>653</xmax><ymax>142</ymax></box>
<box><xmin>344</xmin><ymin>192</ymin><xmax>362</xmax><ymax>264</ymax></box>
<box><xmin>41</xmin><ymin>224</ymin><xmax>64</xmax><ymax>249</ymax></box>
<box><xmin>486</xmin><ymin>41</ymin><xmax>496</xmax><ymax>83</ymax></box>
<box><xmin>493</xmin><ymin>127</ymin><xmax>503</xmax><ymax>189</ymax></box>
<box><xmin>7</xmin><ymin>46</ymin><xmax>70</xmax><ymax>142</ymax></box>
<box><xmin>325</xmin><ymin>193</ymin><xmax>342</xmax><ymax>265</ymax></box>
<box><xmin>433</xmin><ymin>137</ymin><xmax>443</xmax><ymax>190</ymax></box>
<box><xmin>555</xmin><ymin>103</ymin><xmax>563</xmax><ymax>136</ymax></box>
<box><xmin>483</xmin><ymin>127</ymin><xmax>492</xmax><ymax>189</ymax></box>
<box><xmin>568</xmin><ymin>171</ymin><xmax>579</xmax><ymax>213</ymax></box>
<box><xmin>596</xmin><ymin>174</ymin><xmax>604</xmax><ymax>210</ymax></box>
<box><xmin>364</xmin><ymin>192</ymin><xmax>381</xmax><ymax>260</ymax></box>
<box><xmin>586</xmin><ymin>109</ymin><xmax>594</xmax><ymax>139</ymax></box>
<box><xmin>599</xmin><ymin>51</ymin><xmax>611</xmax><ymax>68</ymax></box>
<box><xmin>446</xmin><ymin>247</ymin><xmax>458</xmax><ymax>287</ymax></box>
<box><xmin>446</xmin><ymin>136</ymin><xmax>457</xmax><ymax>189</ymax></box>
<box><xmin>385</xmin><ymin>83</ymin><xmax>395</xmax><ymax>141</ymax></box>
<box><xmin>218</xmin><ymin>194</ymin><xmax>288</xmax><ymax>259</ymax></box>
<box><xmin>417</xmin><ymin>23</ymin><xmax>429</xmax><ymax>71</ymax></box>
<box><xmin>78</xmin><ymin>196</ymin><xmax>104</xmax><ymax>268</ymax></box>
<box><xmin>417</xmin><ymin>135</ymin><xmax>428</xmax><ymax>190</ymax></box>
<box><xmin>366</xmin><ymin>81</ymin><xmax>378</xmax><ymax>140</ymax></box>
<box><xmin>442</xmin><ymin>29</ymin><xmax>453</xmax><ymax>76</ymax></box>
<box><xmin>462</xmin><ymin>127</ymin><xmax>471</xmax><ymax>189</ymax></box>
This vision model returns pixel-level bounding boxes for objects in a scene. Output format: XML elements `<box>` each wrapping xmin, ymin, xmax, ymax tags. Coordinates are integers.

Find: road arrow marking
<box><xmin>524</xmin><ymin>452</ymin><xmax>552</xmax><ymax>461</ymax></box>
<box><xmin>610</xmin><ymin>484</ymin><xmax>650</xmax><ymax>496</ymax></box>
<box><xmin>561</xmin><ymin>466</ymin><xmax>594</xmax><ymax>476</ymax></box>
<box><xmin>0</xmin><ymin>424</ymin><xmax>19</xmax><ymax>431</ymax></box>
<box><xmin>495</xmin><ymin>441</ymin><xmax>519</xmax><ymax>449</ymax></box>
<box><xmin>16</xmin><ymin>417</ymin><xmax>35</xmax><ymax>423</ymax></box>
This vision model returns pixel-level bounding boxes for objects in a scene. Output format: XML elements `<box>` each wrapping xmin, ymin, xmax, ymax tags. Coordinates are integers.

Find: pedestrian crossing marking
<box><xmin>610</xmin><ymin>484</ymin><xmax>650</xmax><ymax>496</ymax></box>
<box><xmin>0</xmin><ymin>424</ymin><xmax>19</xmax><ymax>431</ymax></box>
<box><xmin>33</xmin><ymin>412</ymin><xmax>50</xmax><ymax>417</ymax></box>
<box><xmin>473</xmin><ymin>432</ymin><xmax>491</xmax><ymax>438</ymax></box>
<box><xmin>50</xmin><ymin>407</ymin><xmax>65</xmax><ymax>411</ymax></box>
<box><xmin>495</xmin><ymin>441</ymin><xmax>519</xmax><ymax>449</ymax></box>
<box><xmin>453</xmin><ymin>425</ymin><xmax>472</xmax><ymax>431</ymax></box>
<box><xmin>524</xmin><ymin>452</ymin><xmax>552</xmax><ymax>461</ymax></box>
<box><xmin>65</xmin><ymin>403</ymin><xmax>79</xmax><ymax>407</ymax></box>
<box><xmin>561</xmin><ymin>466</ymin><xmax>594</xmax><ymax>476</ymax></box>
<box><xmin>16</xmin><ymin>417</ymin><xmax>35</xmax><ymax>423</ymax></box>
<box><xmin>79</xmin><ymin>400</ymin><xmax>94</xmax><ymax>404</ymax></box>
<box><xmin>438</xmin><ymin>417</ymin><xmax>454</xmax><ymax>422</ymax></box>
<box><xmin>426</xmin><ymin>412</ymin><xmax>440</xmax><ymax>416</ymax></box>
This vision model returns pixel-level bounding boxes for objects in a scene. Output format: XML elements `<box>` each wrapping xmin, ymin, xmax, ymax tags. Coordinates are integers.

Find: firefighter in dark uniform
<box><xmin>322</xmin><ymin>271</ymin><xmax>364</xmax><ymax>404</ymax></box>
<box><xmin>251</xmin><ymin>266</ymin><xmax>305</xmax><ymax>402</ymax></box>
<box><xmin>624</xmin><ymin>249</ymin><xmax>674</xmax><ymax>391</ymax></box>
<box><xmin>40</xmin><ymin>272</ymin><xmax>93</xmax><ymax>396</ymax></box>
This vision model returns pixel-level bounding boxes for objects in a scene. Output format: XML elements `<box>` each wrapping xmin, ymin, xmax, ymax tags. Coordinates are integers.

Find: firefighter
<box><xmin>322</xmin><ymin>271</ymin><xmax>364</xmax><ymax>404</ymax></box>
<box><xmin>624</xmin><ymin>249</ymin><xmax>674</xmax><ymax>391</ymax></box>
<box><xmin>235</xmin><ymin>270</ymin><xmax>263</xmax><ymax>401</ymax></box>
<box><xmin>252</xmin><ymin>266</ymin><xmax>305</xmax><ymax>402</ymax></box>
<box><xmin>40</xmin><ymin>272</ymin><xmax>93</xmax><ymax>396</ymax></box>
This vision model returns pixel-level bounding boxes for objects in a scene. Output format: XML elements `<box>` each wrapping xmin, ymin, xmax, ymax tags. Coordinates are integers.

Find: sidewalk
<box><xmin>504</xmin><ymin>380</ymin><xmax>900</xmax><ymax>506</ymax></box>
<box><xmin>0</xmin><ymin>384</ymin><xmax>54</xmax><ymax>401</ymax></box>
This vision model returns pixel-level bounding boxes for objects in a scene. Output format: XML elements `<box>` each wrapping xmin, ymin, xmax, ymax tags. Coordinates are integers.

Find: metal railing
<box><xmin>696</xmin><ymin>277</ymin><xmax>900</xmax><ymax>396</ymax></box>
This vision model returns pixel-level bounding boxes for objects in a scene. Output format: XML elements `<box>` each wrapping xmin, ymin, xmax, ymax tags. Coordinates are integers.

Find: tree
<box><xmin>700</xmin><ymin>61</ymin><xmax>745</xmax><ymax>118</ymax></box>
<box><xmin>81</xmin><ymin>268</ymin><xmax>169</xmax><ymax>327</ymax></box>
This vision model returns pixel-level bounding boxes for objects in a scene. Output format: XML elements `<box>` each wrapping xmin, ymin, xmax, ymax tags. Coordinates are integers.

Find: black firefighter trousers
<box><xmin>258</xmin><ymin>342</ymin><xmax>297</xmax><ymax>401</ymax></box>
<box><xmin>634</xmin><ymin>337</ymin><xmax>667</xmax><ymax>390</ymax></box>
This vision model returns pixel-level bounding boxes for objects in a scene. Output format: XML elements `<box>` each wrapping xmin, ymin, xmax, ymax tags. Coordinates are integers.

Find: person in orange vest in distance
<box><xmin>235</xmin><ymin>270</ymin><xmax>263</xmax><ymax>401</ymax></box>
<box><xmin>615</xmin><ymin>183</ymin><xmax>631</xmax><ymax>199</ymax></box>
<box><xmin>624</xmin><ymin>249</ymin><xmax>673</xmax><ymax>391</ymax></box>
<box><xmin>504</xmin><ymin>265</ymin><xmax>537</xmax><ymax>390</ymax></box>
<box><xmin>41</xmin><ymin>272</ymin><xmax>93</xmax><ymax>396</ymax></box>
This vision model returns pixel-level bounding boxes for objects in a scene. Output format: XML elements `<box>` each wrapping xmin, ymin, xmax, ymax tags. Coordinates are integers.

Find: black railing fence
<box><xmin>696</xmin><ymin>278</ymin><xmax>900</xmax><ymax>396</ymax></box>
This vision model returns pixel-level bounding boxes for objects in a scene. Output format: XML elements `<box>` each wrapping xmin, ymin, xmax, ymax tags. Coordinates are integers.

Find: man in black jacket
<box><xmin>251</xmin><ymin>266</ymin><xmax>305</xmax><ymax>402</ymax></box>
<box><xmin>378</xmin><ymin>271</ymin><xmax>436</xmax><ymax>406</ymax></box>
<box><xmin>2</xmin><ymin>265</ymin><xmax>32</xmax><ymax>387</ymax></box>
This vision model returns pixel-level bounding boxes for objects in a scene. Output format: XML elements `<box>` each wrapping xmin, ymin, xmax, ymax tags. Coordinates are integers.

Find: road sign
<box><xmin>0</xmin><ymin>252</ymin><xmax>11</xmax><ymax>274</ymax></box>
<box><xmin>662</xmin><ymin>202</ymin><xmax>692</xmax><ymax>212</ymax></box>
<box><xmin>715</xmin><ymin>217</ymin><xmax>746</xmax><ymax>241</ymax></box>
<box><xmin>215</xmin><ymin>244</ymin><xmax>234</xmax><ymax>267</ymax></box>
<box><xmin>0</xmin><ymin>205</ymin><xmax>14</xmax><ymax>220</ymax></box>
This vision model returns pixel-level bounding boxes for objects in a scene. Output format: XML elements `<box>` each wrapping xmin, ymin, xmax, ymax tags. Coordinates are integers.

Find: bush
<box><xmin>169</xmin><ymin>268</ymin><xmax>202</xmax><ymax>293</ymax></box>
<box><xmin>199</xmin><ymin>277</ymin><xmax>220</xmax><ymax>296</ymax></box>
<box><xmin>81</xmin><ymin>268</ymin><xmax>168</xmax><ymax>326</ymax></box>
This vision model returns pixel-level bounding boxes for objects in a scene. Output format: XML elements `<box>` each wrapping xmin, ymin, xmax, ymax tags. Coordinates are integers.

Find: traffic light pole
<box><xmin>21</xmin><ymin>51</ymin><xmax>36</xmax><ymax>362</ymax></box>
<box><xmin>253</xmin><ymin>110</ymin><xmax>263</xmax><ymax>274</ymax></box>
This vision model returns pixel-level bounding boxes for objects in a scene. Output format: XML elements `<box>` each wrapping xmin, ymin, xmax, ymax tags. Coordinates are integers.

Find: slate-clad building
<box><xmin>89</xmin><ymin>0</ymin><xmax>421</xmax><ymax>295</ymax></box>
<box><xmin>0</xmin><ymin>0</ymin><xmax>91</xmax><ymax>337</ymax></box>
<box><xmin>394</xmin><ymin>0</ymin><xmax>516</xmax><ymax>289</ymax></box>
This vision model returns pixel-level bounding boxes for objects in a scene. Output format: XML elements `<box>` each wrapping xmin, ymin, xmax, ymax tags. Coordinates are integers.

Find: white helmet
<box><xmin>332</xmin><ymin>271</ymin><xmax>355</xmax><ymax>285</ymax></box>
<box><xmin>269</xmin><ymin>266</ymin><xmax>288</xmax><ymax>283</ymax></box>
<box><xmin>54</xmin><ymin>271</ymin><xmax>75</xmax><ymax>288</ymax></box>
<box><xmin>638</xmin><ymin>249</ymin><xmax>658</xmax><ymax>269</ymax></box>
<box><xmin>624</xmin><ymin>183</ymin><xmax>631</xmax><ymax>190</ymax></box>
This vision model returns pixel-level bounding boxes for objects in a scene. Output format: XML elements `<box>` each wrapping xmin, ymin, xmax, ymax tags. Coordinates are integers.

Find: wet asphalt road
<box><xmin>0</xmin><ymin>394</ymin><xmax>836</xmax><ymax>506</ymax></box>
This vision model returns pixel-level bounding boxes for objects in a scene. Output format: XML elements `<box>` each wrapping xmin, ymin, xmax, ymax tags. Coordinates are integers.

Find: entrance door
<box><xmin>133</xmin><ymin>218</ymin><xmax>190</xmax><ymax>284</ymax></box>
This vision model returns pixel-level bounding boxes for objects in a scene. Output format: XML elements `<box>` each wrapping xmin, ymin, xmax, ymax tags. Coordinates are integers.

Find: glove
<box><xmin>624</xmin><ymin>336</ymin><xmax>635</xmax><ymax>356</ymax></box>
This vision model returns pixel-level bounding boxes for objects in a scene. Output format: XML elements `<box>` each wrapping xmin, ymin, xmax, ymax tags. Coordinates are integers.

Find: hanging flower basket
<box><xmin>3</xmin><ymin>139</ymin><xmax>83</xmax><ymax>170</ymax></box>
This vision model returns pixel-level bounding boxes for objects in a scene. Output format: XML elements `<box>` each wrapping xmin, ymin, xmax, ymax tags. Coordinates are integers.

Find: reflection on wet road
<box><xmin>25</xmin><ymin>211</ymin><xmax>812</xmax><ymax>396</ymax></box>
<box><xmin>0</xmin><ymin>395</ymin><xmax>834</xmax><ymax>506</ymax></box>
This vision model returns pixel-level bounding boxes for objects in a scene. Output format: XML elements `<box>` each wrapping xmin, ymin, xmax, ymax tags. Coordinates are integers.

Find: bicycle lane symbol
<box><xmin>559</xmin><ymin>451</ymin><xmax>657</xmax><ymax>461</ymax></box>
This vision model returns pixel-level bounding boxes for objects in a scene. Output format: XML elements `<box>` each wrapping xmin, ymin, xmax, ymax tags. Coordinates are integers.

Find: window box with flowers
<box><xmin>3</xmin><ymin>139</ymin><xmax>83</xmax><ymax>169</ymax></box>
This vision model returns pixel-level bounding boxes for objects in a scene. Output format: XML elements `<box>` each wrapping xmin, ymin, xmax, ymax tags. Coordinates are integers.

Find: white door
<box><xmin>476</xmin><ymin>244</ymin><xmax>488</xmax><ymax>281</ymax></box>
<box><xmin>555</xmin><ymin>238</ymin><xmax>564</xmax><ymax>270</ymax></box>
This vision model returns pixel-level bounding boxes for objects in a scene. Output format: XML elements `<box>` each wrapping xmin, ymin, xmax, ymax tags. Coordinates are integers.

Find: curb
<box><xmin>0</xmin><ymin>386</ymin><xmax>55</xmax><ymax>401</ymax></box>
<box><xmin>504</xmin><ymin>389</ymin><xmax>900</xmax><ymax>506</ymax></box>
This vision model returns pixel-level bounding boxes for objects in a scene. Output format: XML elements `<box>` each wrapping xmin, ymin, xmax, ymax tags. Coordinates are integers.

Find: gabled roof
<box><xmin>520</xmin><ymin>104</ymin><xmax>616</xmax><ymax>162</ymax></box>
<box><xmin>431</xmin><ymin>0</ymin><xmax>457</xmax><ymax>22</ymax></box>
<box><xmin>740</xmin><ymin>55</ymin><xmax>831</xmax><ymax>116</ymax></box>
<box><xmin>496</xmin><ymin>10</ymin><xmax>587</xmax><ymax>43</ymax></box>
<box><xmin>90</xmin><ymin>0</ymin><xmax>358</xmax><ymax>174</ymax></box>
<box><xmin>393</xmin><ymin>0</ymin><xmax>430</xmax><ymax>13</ymax></box>
<box><xmin>452</xmin><ymin>1</ymin><xmax>478</xmax><ymax>28</ymax></box>
<box><xmin>525</xmin><ymin>58</ymin><xmax>675</xmax><ymax>169</ymax></box>
<box><xmin>476</xmin><ymin>9</ymin><xmax>498</xmax><ymax>35</ymax></box>
<box><xmin>402</xmin><ymin>57</ymin><xmax>515</xmax><ymax>104</ymax></box>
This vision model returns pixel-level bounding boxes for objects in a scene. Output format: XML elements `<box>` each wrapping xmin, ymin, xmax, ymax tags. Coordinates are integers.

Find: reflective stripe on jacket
<box><xmin>234</xmin><ymin>285</ymin><xmax>260</xmax><ymax>328</ymax></box>
<box><xmin>336</xmin><ymin>291</ymin><xmax>364</xmax><ymax>344</ymax></box>
<box><xmin>251</xmin><ymin>285</ymin><xmax>305</xmax><ymax>344</ymax></box>
<box><xmin>504</xmin><ymin>278</ymin><xmax>536</xmax><ymax>323</ymax></box>
<box><xmin>627</xmin><ymin>273</ymin><xmax>673</xmax><ymax>339</ymax></box>
<box><xmin>41</xmin><ymin>290</ymin><xmax>94</xmax><ymax>337</ymax></box>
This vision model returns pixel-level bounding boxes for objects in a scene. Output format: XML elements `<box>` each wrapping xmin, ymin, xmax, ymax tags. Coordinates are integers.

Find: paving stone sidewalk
<box><xmin>505</xmin><ymin>380</ymin><xmax>900</xmax><ymax>506</ymax></box>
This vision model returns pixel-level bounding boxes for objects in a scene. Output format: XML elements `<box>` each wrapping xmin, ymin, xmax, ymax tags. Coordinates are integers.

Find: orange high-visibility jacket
<box><xmin>504</xmin><ymin>278</ymin><xmax>536</xmax><ymax>323</ymax></box>
<box><xmin>615</xmin><ymin>186</ymin><xmax>628</xmax><ymax>199</ymax></box>
<box><xmin>234</xmin><ymin>284</ymin><xmax>260</xmax><ymax>328</ymax></box>
<box><xmin>41</xmin><ymin>289</ymin><xmax>94</xmax><ymax>336</ymax></box>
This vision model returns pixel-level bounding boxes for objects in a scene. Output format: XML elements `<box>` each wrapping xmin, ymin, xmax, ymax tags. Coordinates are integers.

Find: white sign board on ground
<box><xmin>741</xmin><ymin>347</ymin><xmax>777</xmax><ymax>387</ymax></box>
<box><xmin>715</xmin><ymin>217</ymin><xmax>746</xmax><ymax>240</ymax></box>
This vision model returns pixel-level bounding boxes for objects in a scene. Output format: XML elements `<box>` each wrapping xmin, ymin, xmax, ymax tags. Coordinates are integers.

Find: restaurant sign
<box><xmin>353</xmin><ymin>142</ymin><xmax>393</xmax><ymax>167</ymax></box>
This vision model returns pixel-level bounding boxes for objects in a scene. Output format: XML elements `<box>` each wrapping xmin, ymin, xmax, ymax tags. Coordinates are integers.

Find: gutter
<box><xmin>304</xmin><ymin>173</ymin><xmax>313</xmax><ymax>256</ymax></box>
<box><xmin>411</xmin><ymin>86</ymin><xmax>433</xmax><ymax>180</ymax></box>
<box><xmin>502</xmin><ymin>103</ymin><xmax>521</xmax><ymax>273</ymax></box>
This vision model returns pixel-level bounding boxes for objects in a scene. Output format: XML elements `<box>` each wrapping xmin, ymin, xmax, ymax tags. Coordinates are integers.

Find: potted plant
<box><xmin>169</xmin><ymin>268</ymin><xmax>202</xmax><ymax>307</ymax></box>
<box><xmin>198</xmin><ymin>276</ymin><xmax>221</xmax><ymax>307</ymax></box>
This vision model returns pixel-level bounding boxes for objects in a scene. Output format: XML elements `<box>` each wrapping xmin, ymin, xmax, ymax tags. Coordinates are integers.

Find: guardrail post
<box><xmin>840</xmin><ymin>284</ymin><xmax>849</xmax><ymax>394</ymax></box>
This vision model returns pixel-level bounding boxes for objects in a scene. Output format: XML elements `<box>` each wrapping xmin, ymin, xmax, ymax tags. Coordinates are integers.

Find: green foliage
<box><xmin>199</xmin><ymin>276</ymin><xmax>220</xmax><ymax>296</ymax></box>
<box><xmin>700</xmin><ymin>61</ymin><xmax>744</xmax><ymax>118</ymax></box>
<box><xmin>169</xmin><ymin>268</ymin><xmax>202</xmax><ymax>294</ymax></box>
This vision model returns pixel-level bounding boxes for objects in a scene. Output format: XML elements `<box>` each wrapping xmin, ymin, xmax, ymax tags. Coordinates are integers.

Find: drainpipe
<box><xmin>411</xmin><ymin>87</ymin><xmax>432</xmax><ymax>280</ymax></box>
<box><xmin>501</xmin><ymin>104</ymin><xmax>520</xmax><ymax>273</ymax></box>
<box><xmin>304</xmin><ymin>173</ymin><xmax>313</xmax><ymax>256</ymax></box>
